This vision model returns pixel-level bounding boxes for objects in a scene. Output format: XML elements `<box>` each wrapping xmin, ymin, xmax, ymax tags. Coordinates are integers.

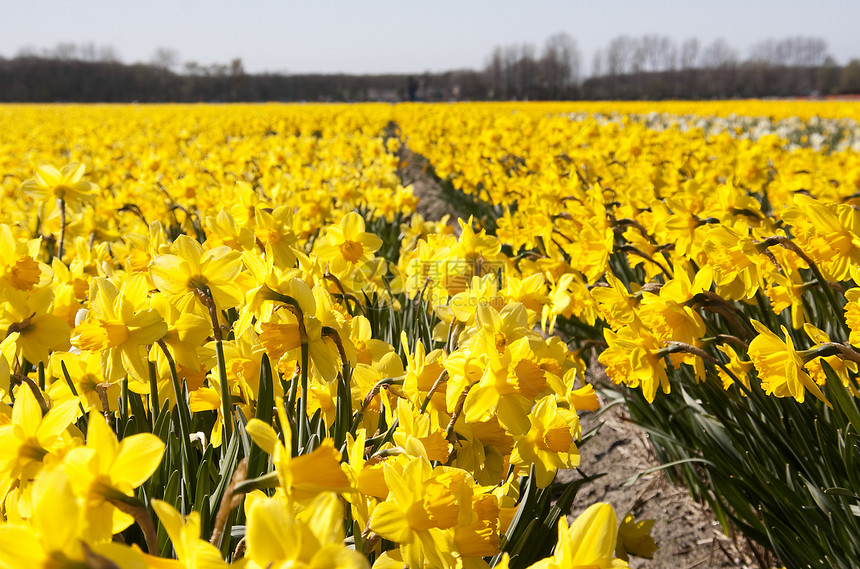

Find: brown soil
<box><xmin>559</xmin><ymin>402</ymin><xmax>757</xmax><ymax>569</ymax></box>
<box><xmin>398</xmin><ymin>145</ymin><xmax>761</xmax><ymax>569</ymax></box>
<box><xmin>398</xmin><ymin>147</ymin><xmax>462</xmax><ymax>229</ymax></box>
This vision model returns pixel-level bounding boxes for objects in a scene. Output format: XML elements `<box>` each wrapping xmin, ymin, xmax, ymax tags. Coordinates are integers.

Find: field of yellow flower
<box><xmin>2</xmin><ymin>100</ymin><xmax>860</xmax><ymax>569</ymax></box>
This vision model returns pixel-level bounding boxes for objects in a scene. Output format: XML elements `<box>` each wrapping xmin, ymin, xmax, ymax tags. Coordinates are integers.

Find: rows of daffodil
<box><xmin>574</xmin><ymin>110</ymin><xmax>860</xmax><ymax>151</ymax></box>
<box><xmin>394</xmin><ymin>100</ymin><xmax>860</xmax><ymax>567</ymax></box>
<box><xmin>394</xmin><ymin>101</ymin><xmax>860</xmax><ymax>404</ymax></box>
<box><xmin>0</xmin><ymin>104</ymin><xmax>656</xmax><ymax>569</ymax></box>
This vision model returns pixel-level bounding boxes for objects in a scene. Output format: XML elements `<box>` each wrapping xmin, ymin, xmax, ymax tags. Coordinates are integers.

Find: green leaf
<box><xmin>823</xmin><ymin>360</ymin><xmax>860</xmax><ymax>434</ymax></box>
<box><xmin>621</xmin><ymin>457</ymin><xmax>715</xmax><ymax>487</ymax></box>
<box><xmin>209</xmin><ymin>426</ymin><xmax>240</xmax><ymax>515</ymax></box>
<box><xmin>158</xmin><ymin>470</ymin><xmax>180</xmax><ymax>556</ymax></box>
<box><xmin>247</xmin><ymin>355</ymin><xmax>274</xmax><ymax>480</ymax></box>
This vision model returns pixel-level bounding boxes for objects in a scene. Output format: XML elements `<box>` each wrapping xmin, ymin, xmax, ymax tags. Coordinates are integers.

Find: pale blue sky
<box><xmin>0</xmin><ymin>0</ymin><xmax>856</xmax><ymax>74</ymax></box>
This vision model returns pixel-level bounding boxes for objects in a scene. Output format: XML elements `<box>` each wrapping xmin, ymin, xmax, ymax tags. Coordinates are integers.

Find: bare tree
<box><xmin>591</xmin><ymin>50</ymin><xmax>605</xmax><ymax>77</ymax></box>
<box><xmin>630</xmin><ymin>37</ymin><xmax>646</xmax><ymax>73</ymax></box>
<box><xmin>640</xmin><ymin>35</ymin><xmax>659</xmax><ymax>71</ymax></box>
<box><xmin>657</xmin><ymin>36</ymin><xmax>678</xmax><ymax>71</ymax></box>
<box><xmin>151</xmin><ymin>47</ymin><xmax>180</xmax><ymax>71</ymax></box>
<box><xmin>679</xmin><ymin>38</ymin><xmax>700</xmax><ymax>69</ymax></box>
<box><xmin>79</xmin><ymin>42</ymin><xmax>98</xmax><ymax>62</ymax></box>
<box><xmin>634</xmin><ymin>35</ymin><xmax>676</xmax><ymax>72</ymax></box>
<box><xmin>502</xmin><ymin>45</ymin><xmax>519</xmax><ymax>97</ymax></box>
<box><xmin>839</xmin><ymin>59</ymin><xmax>860</xmax><ymax>94</ymax></box>
<box><xmin>97</xmin><ymin>45</ymin><xmax>120</xmax><ymax>63</ymax></box>
<box><xmin>485</xmin><ymin>46</ymin><xmax>504</xmax><ymax>98</ymax></box>
<box><xmin>818</xmin><ymin>55</ymin><xmax>841</xmax><ymax>94</ymax></box>
<box><xmin>229</xmin><ymin>58</ymin><xmax>245</xmax><ymax>76</ymax></box>
<box><xmin>701</xmin><ymin>38</ymin><xmax>738</xmax><ymax>68</ymax></box>
<box><xmin>47</xmin><ymin>42</ymin><xmax>78</xmax><ymax>60</ymax></box>
<box><xmin>515</xmin><ymin>43</ymin><xmax>537</xmax><ymax>98</ymax></box>
<box><xmin>184</xmin><ymin>61</ymin><xmax>202</xmax><ymax>76</ymax></box>
<box><xmin>750</xmin><ymin>36</ymin><xmax>829</xmax><ymax>67</ymax></box>
<box><xmin>749</xmin><ymin>38</ymin><xmax>778</xmax><ymax>64</ymax></box>
<box><xmin>793</xmin><ymin>37</ymin><xmax>828</xmax><ymax>66</ymax></box>
<box><xmin>540</xmin><ymin>32</ymin><xmax>581</xmax><ymax>97</ymax></box>
<box><xmin>15</xmin><ymin>45</ymin><xmax>38</xmax><ymax>58</ymax></box>
<box><xmin>606</xmin><ymin>35</ymin><xmax>635</xmax><ymax>75</ymax></box>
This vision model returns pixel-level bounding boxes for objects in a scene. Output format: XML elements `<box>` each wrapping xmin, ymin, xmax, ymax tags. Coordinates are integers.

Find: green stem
<box><xmin>419</xmin><ymin>370</ymin><xmax>448</xmax><ymax>414</ymax></box>
<box><xmin>148</xmin><ymin>359</ymin><xmax>160</xmax><ymax>428</ymax></box>
<box><xmin>232</xmin><ymin>471</ymin><xmax>279</xmax><ymax>495</ymax></box>
<box><xmin>287</xmin><ymin>365</ymin><xmax>299</xmax><ymax>412</ymax></box>
<box><xmin>60</xmin><ymin>360</ymin><xmax>88</xmax><ymax>422</ymax></box>
<box><xmin>257</xmin><ymin>289</ymin><xmax>309</xmax><ymax>450</ymax></box>
<box><xmin>120</xmin><ymin>378</ymin><xmax>129</xmax><ymax>424</ymax></box>
<box><xmin>13</xmin><ymin>370</ymin><xmax>49</xmax><ymax>415</ymax></box>
<box><xmin>368</xmin><ymin>418</ymin><xmax>400</xmax><ymax>455</ymax></box>
<box><xmin>348</xmin><ymin>377</ymin><xmax>404</xmax><ymax>434</ymax></box>
<box><xmin>445</xmin><ymin>384</ymin><xmax>472</xmax><ymax>440</ymax></box>
<box><xmin>321</xmin><ymin>326</ymin><xmax>351</xmax><ymax>448</ymax></box>
<box><xmin>57</xmin><ymin>197</ymin><xmax>66</xmax><ymax>260</ymax></box>
<box><xmin>196</xmin><ymin>284</ymin><xmax>233</xmax><ymax>447</ymax></box>
<box><xmin>156</xmin><ymin>339</ymin><xmax>194</xmax><ymax>502</ymax></box>
<box><xmin>215</xmin><ymin>338</ymin><xmax>233</xmax><ymax>446</ymax></box>
<box><xmin>297</xmin><ymin>334</ymin><xmax>309</xmax><ymax>449</ymax></box>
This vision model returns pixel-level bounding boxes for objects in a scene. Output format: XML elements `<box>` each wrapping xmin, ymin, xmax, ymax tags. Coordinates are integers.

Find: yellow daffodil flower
<box><xmin>72</xmin><ymin>277</ymin><xmax>167</xmax><ymax>383</ymax></box>
<box><xmin>315</xmin><ymin>212</ymin><xmax>383</xmax><ymax>276</ymax></box>
<box><xmin>526</xmin><ymin>503</ymin><xmax>629</xmax><ymax>569</ymax></box>
<box><xmin>150</xmin><ymin>234</ymin><xmax>245</xmax><ymax>315</ymax></box>
<box><xmin>20</xmin><ymin>163</ymin><xmax>98</xmax><ymax>209</ymax></box>
<box><xmin>747</xmin><ymin>320</ymin><xmax>828</xmax><ymax>404</ymax></box>
<box><xmin>62</xmin><ymin>412</ymin><xmax>165</xmax><ymax>534</ymax></box>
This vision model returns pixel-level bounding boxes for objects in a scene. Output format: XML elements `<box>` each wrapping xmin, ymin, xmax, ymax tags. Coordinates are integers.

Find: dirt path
<box><xmin>560</xmin><ymin>402</ymin><xmax>755</xmax><ymax>568</ymax></box>
<box><xmin>398</xmin><ymin>147</ymin><xmax>462</xmax><ymax>225</ymax></box>
<box><xmin>557</xmin><ymin>357</ymin><xmax>762</xmax><ymax>569</ymax></box>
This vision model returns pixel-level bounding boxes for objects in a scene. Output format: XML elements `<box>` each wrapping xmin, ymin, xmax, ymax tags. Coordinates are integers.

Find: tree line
<box><xmin>1</xmin><ymin>35</ymin><xmax>859</xmax><ymax>103</ymax></box>
<box><xmin>484</xmin><ymin>34</ymin><xmax>858</xmax><ymax>100</ymax></box>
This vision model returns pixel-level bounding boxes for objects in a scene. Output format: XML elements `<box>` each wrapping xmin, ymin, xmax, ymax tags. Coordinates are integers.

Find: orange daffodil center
<box><xmin>315</xmin><ymin>211</ymin><xmax>383</xmax><ymax>275</ymax></box>
<box><xmin>339</xmin><ymin>239</ymin><xmax>365</xmax><ymax>262</ymax></box>
<box><xmin>74</xmin><ymin>319</ymin><xmax>130</xmax><ymax>351</ymax></box>
<box><xmin>8</xmin><ymin>257</ymin><xmax>41</xmax><ymax>291</ymax></box>
<box><xmin>71</xmin><ymin>277</ymin><xmax>167</xmax><ymax>383</ymax></box>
